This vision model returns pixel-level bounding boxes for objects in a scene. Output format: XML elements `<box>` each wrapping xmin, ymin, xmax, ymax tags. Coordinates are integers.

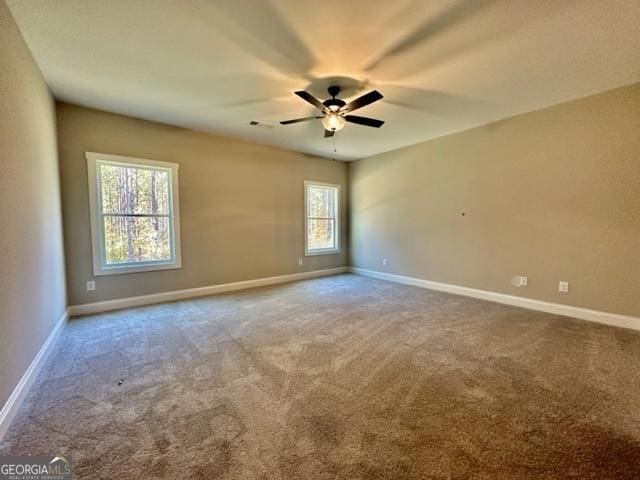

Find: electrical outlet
<box><xmin>86</xmin><ymin>280</ymin><xmax>96</xmax><ymax>291</ymax></box>
<box><xmin>558</xmin><ymin>281</ymin><xmax>569</xmax><ymax>293</ymax></box>
<box><xmin>520</xmin><ymin>276</ymin><xmax>528</xmax><ymax>287</ymax></box>
<box><xmin>298</xmin><ymin>258</ymin><xmax>303</xmax><ymax>266</ymax></box>
<box><xmin>382</xmin><ymin>258</ymin><xmax>388</xmax><ymax>266</ymax></box>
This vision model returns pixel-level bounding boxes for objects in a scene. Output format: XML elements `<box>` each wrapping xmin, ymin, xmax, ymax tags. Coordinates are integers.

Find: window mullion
<box><xmin>102</xmin><ymin>213</ymin><xmax>171</xmax><ymax>218</ymax></box>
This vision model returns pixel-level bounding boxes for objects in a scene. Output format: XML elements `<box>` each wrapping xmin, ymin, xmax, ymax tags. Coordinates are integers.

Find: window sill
<box><xmin>305</xmin><ymin>249</ymin><xmax>341</xmax><ymax>257</ymax></box>
<box><xmin>93</xmin><ymin>261</ymin><xmax>182</xmax><ymax>276</ymax></box>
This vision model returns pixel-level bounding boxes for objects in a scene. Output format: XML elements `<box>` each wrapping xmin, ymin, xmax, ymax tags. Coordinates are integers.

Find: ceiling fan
<box><xmin>280</xmin><ymin>85</ymin><xmax>384</xmax><ymax>137</ymax></box>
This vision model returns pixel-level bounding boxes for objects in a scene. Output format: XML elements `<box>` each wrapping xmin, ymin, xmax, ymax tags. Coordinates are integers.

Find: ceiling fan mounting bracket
<box><xmin>327</xmin><ymin>85</ymin><xmax>341</xmax><ymax>98</ymax></box>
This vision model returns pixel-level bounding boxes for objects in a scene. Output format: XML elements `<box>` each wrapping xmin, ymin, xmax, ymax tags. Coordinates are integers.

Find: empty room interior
<box><xmin>1</xmin><ymin>0</ymin><xmax>640</xmax><ymax>478</ymax></box>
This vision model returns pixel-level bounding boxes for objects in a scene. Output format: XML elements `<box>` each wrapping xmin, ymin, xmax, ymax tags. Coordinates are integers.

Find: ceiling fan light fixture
<box><xmin>322</xmin><ymin>113</ymin><xmax>346</xmax><ymax>132</ymax></box>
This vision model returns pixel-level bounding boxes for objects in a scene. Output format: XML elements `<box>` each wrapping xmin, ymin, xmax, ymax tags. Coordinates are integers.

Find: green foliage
<box><xmin>99</xmin><ymin>163</ymin><xmax>172</xmax><ymax>264</ymax></box>
<box><xmin>307</xmin><ymin>186</ymin><xmax>336</xmax><ymax>250</ymax></box>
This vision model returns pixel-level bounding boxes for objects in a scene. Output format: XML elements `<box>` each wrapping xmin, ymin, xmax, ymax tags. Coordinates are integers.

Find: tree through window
<box><xmin>305</xmin><ymin>181</ymin><xmax>340</xmax><ymax>255</ymax></box>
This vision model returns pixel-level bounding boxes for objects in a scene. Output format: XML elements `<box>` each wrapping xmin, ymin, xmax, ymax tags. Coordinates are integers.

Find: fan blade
<box><xmin>345</xmin><ymin>115</ymin><xmax>385</xmax><ymax>128</ymax></box>
<box><xmin>280</xmin><ymin>116</ymin><xmax>323</xmax><ymax>125</ymax></box>
<box><xmin>324</xmin><ymin>129</ymin><xmax>335</xmax><ymax>138</ymax></box>
<box><xmin>342</xmin><ymin>90</ymin><xmax>383</xmax><ymax>113</ymax></box>
<box><xmin>294</xmin><ymin>91</ymin><xmax>325</xmax><ymax>111</ymax></box>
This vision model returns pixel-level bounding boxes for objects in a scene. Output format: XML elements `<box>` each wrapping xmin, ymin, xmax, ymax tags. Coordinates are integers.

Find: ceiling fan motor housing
<box><xmin>323</xmin><ymin>98</ymin><xmax>346</xmax><ymax>112</ymax></box>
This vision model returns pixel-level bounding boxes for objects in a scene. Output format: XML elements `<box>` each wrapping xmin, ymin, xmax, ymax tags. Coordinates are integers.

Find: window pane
<box><xmin>307</xmin><ymin>218</ymin><xmax>335</xmax><ymax>250</ymax></box>
<box><xmin>103</xmin><ymin>215</ymin><xmax>171</xmax><ymax>264</ymax></box>
<box><xmin>307</xmin><ymin>186</ymin><xmax>335</xmax><ymax>219</ymax></box>
<box><xmin>100</xmin><ymin>163</ymin><xmax>170</xmax><ymax>215</ymax></box>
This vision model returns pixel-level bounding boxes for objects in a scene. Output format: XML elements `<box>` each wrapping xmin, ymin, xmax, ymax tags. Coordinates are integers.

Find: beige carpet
<box><xmin>1</xmin><ymin>274</ymin><xmax>639</xmax><ymax>479</ymax></box>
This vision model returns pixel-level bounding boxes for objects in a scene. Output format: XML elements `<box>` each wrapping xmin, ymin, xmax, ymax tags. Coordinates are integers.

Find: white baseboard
<box><xmin>68</xmin><ymin>267</ymin><xmax>349</xmax><ymax>316</ymax></box>
<box><xmin>0</xmin><ymin>309</ymin><xmax>69</xmax><ymax>442</ymax></box>
<box><xmin>350</xmin><ymin>267</ymin><xmax>640</xmax><ymax>331</ymax></box>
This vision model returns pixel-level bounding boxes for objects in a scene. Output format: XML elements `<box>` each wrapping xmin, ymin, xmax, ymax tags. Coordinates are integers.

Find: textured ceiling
<box><xmin>7</xmin><ymin>0</ymin><xmax>640</xmax><ymax>160</ymax></box>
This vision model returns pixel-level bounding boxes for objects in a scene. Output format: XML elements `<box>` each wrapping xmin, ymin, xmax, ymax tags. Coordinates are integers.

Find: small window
<box><xmin>304</xmin><ymin>181</ymin><xmax>340</xmax><ymax>256</ymax></box>
<box><xmin>86</xmin><ymin>152</ymin><xmax>182</xmax><ymax>275</ymax></box>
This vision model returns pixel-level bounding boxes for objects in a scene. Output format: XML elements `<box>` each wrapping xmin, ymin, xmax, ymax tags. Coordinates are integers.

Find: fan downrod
<box><xmin>327</xmin><ymin>85</ymin><xmax>341</xmax><ymax>98</ymax></box>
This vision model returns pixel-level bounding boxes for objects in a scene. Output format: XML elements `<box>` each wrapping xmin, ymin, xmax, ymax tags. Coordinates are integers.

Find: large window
<box><xmin>305</xmin><ymin>181</ymin><xmax>340</xmax><ymax>256</ymax></box>
<box><xmin>86</xmin><ymin>152</ymin><xmax>182</xmax><ymax>275</ymax></box>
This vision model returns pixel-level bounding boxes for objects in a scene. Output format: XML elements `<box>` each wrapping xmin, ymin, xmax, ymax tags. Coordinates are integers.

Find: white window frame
<box><xmin>86</xmin><ymin>152</ymin><xmax>182</xmax><ymax>276</ymax></box>
<box><xmin>304</xmin><ymin>180</ymin><xmax>341</xmax><ymax>256</ymax></box>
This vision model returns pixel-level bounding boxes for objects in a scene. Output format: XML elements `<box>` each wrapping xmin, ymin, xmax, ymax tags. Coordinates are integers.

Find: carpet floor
<box><xmin>1</xmin><ymin>274</ymin><xmax>639</xmax><ymax>479</ymax></box>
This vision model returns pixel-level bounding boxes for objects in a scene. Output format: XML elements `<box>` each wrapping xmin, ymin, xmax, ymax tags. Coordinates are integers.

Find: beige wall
<box><xmin>350</xmin><ymin>83</ymin><xmax>640</xmax><ymax>317</ymax></box>
<box><xmin>0</xmin><ymin>2</ymin><xmax>67</xmax><ymax>410</ymax></box>
<box><xmin>57</xmin><ymin>103</ymin><xmax>348</xmax><ymax>306</ymax></box>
